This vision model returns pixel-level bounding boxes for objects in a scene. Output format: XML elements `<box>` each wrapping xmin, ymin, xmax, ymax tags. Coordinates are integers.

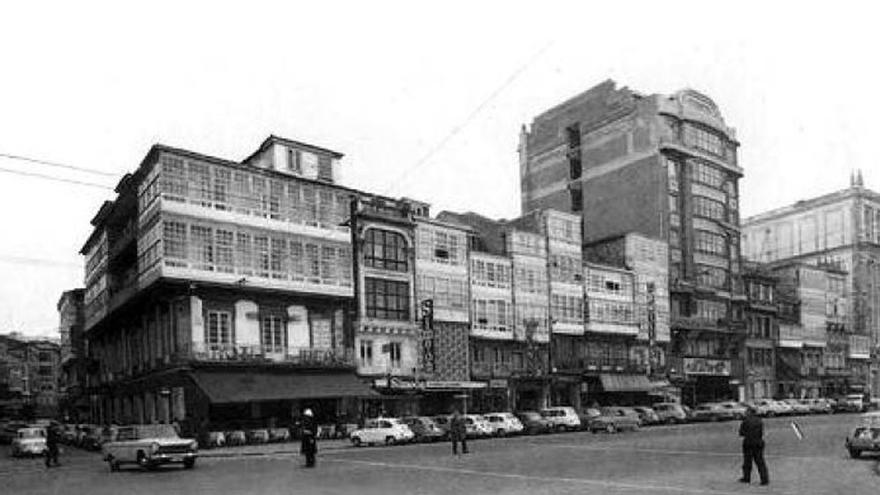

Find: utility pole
<box><xmin>647</xmin><ymin>282</ymin><xmax>657</xmax><ymax>377</ymax></box>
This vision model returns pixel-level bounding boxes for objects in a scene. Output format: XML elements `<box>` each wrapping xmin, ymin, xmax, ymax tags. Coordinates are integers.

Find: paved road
<box><xmin>3</xmin><ymin>414</ymin><xmax>877</xmax><ymax>494</ymax></box>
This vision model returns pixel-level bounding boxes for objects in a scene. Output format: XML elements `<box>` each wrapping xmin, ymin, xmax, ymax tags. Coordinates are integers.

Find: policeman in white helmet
<box><xmin>300</xmin><ymin>408</ymin><xmax>317</xmax><ymax>467</ymax></box>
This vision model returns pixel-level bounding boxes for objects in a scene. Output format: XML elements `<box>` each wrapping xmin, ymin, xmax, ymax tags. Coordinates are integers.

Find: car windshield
<box><xmin>135</xmin><ymin>424</ymin><xmax>179</xmax><ymax>439</ymax></box>
<box><xmin>18</xmin><ymin>428</ymin><xmax>45</xmax><ymax>439</ymax></box>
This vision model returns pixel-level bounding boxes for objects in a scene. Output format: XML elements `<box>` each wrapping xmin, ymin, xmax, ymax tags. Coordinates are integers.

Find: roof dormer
<box><xmin>242</xmin><ymin>135</ymin><xmax>344</xmax><ymax>183</ymax></box>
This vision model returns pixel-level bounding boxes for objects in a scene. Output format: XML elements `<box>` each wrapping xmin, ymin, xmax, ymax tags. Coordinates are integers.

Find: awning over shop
<box><xmin>191</xmin><ymin>370</ymin><xmax>375</xmax><ymax>404</ymax></box>
<box><xmin>599</xmin><ymin>373</ymin><xmax>652</xmax><ymax>392</ymax></box>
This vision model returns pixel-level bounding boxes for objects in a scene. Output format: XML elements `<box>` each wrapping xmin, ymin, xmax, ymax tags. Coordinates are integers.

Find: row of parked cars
<box><xmin>347</xmin><ymin>396</ymin><xmax>880</xmax><ymax>447</ymax></box>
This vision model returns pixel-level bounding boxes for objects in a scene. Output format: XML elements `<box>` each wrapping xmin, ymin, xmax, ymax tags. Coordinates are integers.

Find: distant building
<box><xmin>58</xmin><ymin>288</ymin><xmax>88</xmax><ymax>421</ymax></box>
<box><xmin>773</xmin><ymin>262</ymin><xmax>849</xmax><ymax>398</ymax></box>
<box><xmin>0</xmin><ymin>333</ymin><xmax>61</xmax><ymax>418</ymax></box>
<box><xmin>740</xmin><ymin>263</ymin><xmax>778</xmax><ymax>400</ymax></box>
<box><xmin>520</xmin><ymin>80</ymin><xmax>744</xmax><ymax>405</ymax></box>
<box><xmin>742</xmin><ymin>174</ymin><xmax>879</xmax><ymax>396</ymax></box>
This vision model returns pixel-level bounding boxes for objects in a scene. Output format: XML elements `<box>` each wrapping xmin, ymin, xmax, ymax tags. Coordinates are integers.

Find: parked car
<box><xmin>225</xmin><ymin>430</ymin><xmax>247</xmax><ymax>446</ymax></box>
<box><xmin>578</xmin><ymin>408</ymin><xmax>602</xmax><ymax>429</ymax></box>
<box><xmin>0</xmin><ymin>421</ymin><xmax>29</xmax><ymax>444</ymax></box>
<box><xmin>349</xmin><ymin>418</ymin><xmax>414</xmax><ymax>447</ymax></box>
<box><xmin>402</xmin><ymin>416</ymin><xmax>446</xmax><ymax>442</ymax></box>
<box><xmin>718</xmin><ymin>401</ymin><xmax>748</xmax><ymax>420</ymax></box>
<box><xmin>102</xmin><ymin>424</ymin><xmax>198</xmax><ymax>471</ymax></box>
<box><xmin>539</xmin><ymin>406</ymin><xmax>582</xmax><ymax>431</ymax></box>
<box><xmin>79</xmin><ymin>425</ymin><xmax>104</xmax><ymax>450</ymax></box>
<box><xmin>771</xmin><ymin>400</ymin><xmax>794</xmax><ymax>416</ymax></box>
<box><xmin>801</xmin><ymin>398</ymin><xmax>832</xmax><ymax>414</ymax></box>
<box><xmin>632</xmin><ymin>407</ymin><xmax>661</xmax><ymax>425</ymax></box>
<box><xmin>268</xmin><ymin>427</ymin><xmax>291</xmax><ymax>443</ymax></box>
<box><xmin>11</xmin><ymin>427</ymin><xmax>47</xmax><ymax>457</ymax></box>
<box><xmin>246</xmin><ymin>429</ymin><xmax>270</xmax><ymax>444</ymax></box>
<box><xmin>432</xmin><ymin>415</ymin><xmax>452</xmax><ymax>436</ymax></box>
<box><xmin>681</xmin><ymin>405</ymin><xmax>696</xmax><ymax>422</ymax></box>
<box><xmin>515</xmin><ymin>411</ymin><xmax>552</xmax><ymax>435</ymax></box>
<box><xmin>744</xmin><ymin>400</ymin><xmax>773</xmax><ymax>417</ymax></box>
<box><xmin>206</xmin><ymin>431</ymin><xmax>226</xmax><ymax>448</ymax></box>
<box><xmin>463</xmin><ymin>415</ymin><xmax>494</xmax><ymax>438</ymax></box>
<box><xmin>482</xmin><ymin>412</ymin><xmax>524</xmax><ymax>436</ymax></box>
<box><xmin>845</xmin><ymin>411</ymin><xmax>880</xmax><ymax>458</ymax></box>
<box><xmin>692</xmin><ymin>403</ymin><xmax>734</xmax><ymax>422</ymax></box>
<box><xmin>60</xmin><ymin>424</ymin><xmax>79</xmax><ymax>444</ymax></box>
<box><xmin>652</xmin><ymin>403</ymin><xmax>687</xmax><ymax>424</ymax></box>
<box><xmin>838</xmin><ymin>394</ymin><xmax>866</xmax><ymax>413</ymax></box>
<box><xmin>782</xmin><ymin>399</ymin><xmax>811</xmax><ymax>415</ymax></box>
<box><xmin>589</xmin><ymin>407</ymin><xmax>640</xmax><ymax>433</ymax></box>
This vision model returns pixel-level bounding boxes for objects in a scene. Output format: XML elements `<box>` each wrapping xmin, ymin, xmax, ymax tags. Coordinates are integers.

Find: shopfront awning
<box><xmin>191</xmin><ymin>370</ymin><xmax>375</xmax><ymax>404</ymax></box>
<box><xmin>599</xmin><ymin>373</ymin><xmax>652</xmax><ymax>392</ymax></box>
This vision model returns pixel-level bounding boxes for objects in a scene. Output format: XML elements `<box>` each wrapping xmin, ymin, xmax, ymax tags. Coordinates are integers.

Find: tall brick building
<box><xmin>520</xmin><ymin>80</ymin><xmax>745</xmax><ymax>404</ymax></box>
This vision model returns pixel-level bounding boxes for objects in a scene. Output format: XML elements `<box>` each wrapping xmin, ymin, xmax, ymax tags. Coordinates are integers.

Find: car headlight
<box><xmin>150</xmin><ymin>442</ymin><xmax>160</xmax><ymax>454</ymax></box>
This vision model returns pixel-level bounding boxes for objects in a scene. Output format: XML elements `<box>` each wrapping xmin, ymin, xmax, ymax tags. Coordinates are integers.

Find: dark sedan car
<box><xmin>402</xmin><ymin>416</ymin><xmax>446</xmax><ymax>442</ymax></box>
<box><xmin>515</xmin><ymin>411</ymin><xmax>552</xmax><ymax>435</ymax></box>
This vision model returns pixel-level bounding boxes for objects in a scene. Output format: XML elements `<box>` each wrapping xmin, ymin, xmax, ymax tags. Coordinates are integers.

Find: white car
<box><xmin>102</xmin><ymin>424</ymin><xmax>198</xmax><ymax>471</ymax></box>
<box><xmin>483</xmin><ymin>412</ymin><xmax>524</xmax><ymax>436</ymax></box>
<box><xmin>350</xmin><ymin>418</ymin><xmax>414</xmax><ymax>446</ymax></box>
<box><xmin>540</xmin><ymin>406</ymin><xmax>582</xmax><ymax>431</ymax></box>
<box><xmin>11</xmin><ymin>427</ymin><xmax>47</xmax><ymax>457</ymax></box>
<box><xmin>463</xmin><ymin>415</ymin><xmax>494</xmax><ymax>438</ymax></box>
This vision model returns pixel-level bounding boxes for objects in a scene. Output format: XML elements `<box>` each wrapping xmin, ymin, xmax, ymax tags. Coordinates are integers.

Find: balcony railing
<box><xmin>178</xmin><ymin>342</ymin><xmax>355</xmax><ymax>368</ymax></box>
<box><xmin>554</xmin><ymin>358</ymin><xmax>647</xmax><ymax>374</ymax></box>
<box><xmin>471</xmin><ymin>362</ymin><xmax>531</xmax><ymax>378</ymax></box>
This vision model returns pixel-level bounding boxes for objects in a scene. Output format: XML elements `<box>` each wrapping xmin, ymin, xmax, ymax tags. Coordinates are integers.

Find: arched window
<box><xmin>364</xmin><ymin>229</ymin><xmax>408</xmax><ymax>272</ymax></box>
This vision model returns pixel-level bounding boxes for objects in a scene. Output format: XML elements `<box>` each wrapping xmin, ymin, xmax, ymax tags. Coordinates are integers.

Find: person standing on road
<box><xmin>738</xmin><ymin>406</ymin><xmax>769</xmax><ymax>485</ymax></box>
<box><xmin>450</xmin><ymin>410</ymin><xmax>468</xmax><ymax>456</ymax></box>
<box><xmin>45</xmin><ymin>425</ymin><xmax>60</xmax><ymax>468</ymax></box>
<box><xmin>300</xmin><ymin>408</ymin><xmax>317</xmax><ymax>468</ymax></box>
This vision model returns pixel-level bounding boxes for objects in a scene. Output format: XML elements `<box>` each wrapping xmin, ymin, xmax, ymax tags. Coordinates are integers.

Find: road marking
<box><xmin>325</xmin><ymin>457</ymin><xmax>754</xmax><ymax>495</ymax></box>
<box><xmin>536</xmin><ymin>443</ymin><xmax>828</xmax><ymax>460</ymax></box>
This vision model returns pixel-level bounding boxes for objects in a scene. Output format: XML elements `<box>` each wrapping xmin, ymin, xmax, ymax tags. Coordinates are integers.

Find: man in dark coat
<box><xmin>450</xmin><ymin>410</ymin><xmax>468</xmax><ymax>455</ymax></box>
<box><xmin>300</xmin><ymin>409</ymin><xmax>317</xmax><ymax>468</ymax></box>
<box><xmin>738</xmin><ymin>406</ymin><xmax>769</xmax><ymax>485</ymax></box>
<box><xmin>45</xmin><ymin>425</ymin><xmax>60</xmax><ymax>468</ymax></box>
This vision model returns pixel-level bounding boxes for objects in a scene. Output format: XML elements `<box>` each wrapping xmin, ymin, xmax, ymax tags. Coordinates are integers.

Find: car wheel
<box><xmin>351</xmin><ymin>437</ymin><xmax>362</xmax><ymax>447</ymax></box>
<box><xmin>385</xmin><ymin>436</ymin><xmax>395</xmax><ymax>446</ymax></box>
<box><xmin>183</xmin><ymin>458</ymin><xmax>195</xmax><ymax>469</ymax></box>
<box><xmin>848</xmin><ymin>448</ymin><xmax>861</xmax><ymax>459</ymax></box>
<box><xmin>605</xmin><ymin>424</ymin><xmax>616</xmax><ymax>434</ymax></box>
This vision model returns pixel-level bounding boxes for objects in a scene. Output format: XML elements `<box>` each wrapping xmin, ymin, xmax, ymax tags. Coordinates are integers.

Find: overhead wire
<box><xmin>0</xmin><ymin>152</ymin><xmax>119</xmax><ymax>177</ymax></box>
<box><xmin>380</xmin><ymin>41</ymin><xmax>554</xmax><ymax>196</ymax></box>
<box><xmin>0</xmin><ymin>166</ymin><xmax>115</xmax><ymax>190</ymax></box>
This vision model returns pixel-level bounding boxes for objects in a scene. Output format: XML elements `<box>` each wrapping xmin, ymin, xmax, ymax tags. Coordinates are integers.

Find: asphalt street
<box><xmin>2</xmin><ymin>413</ymin><xmax>878</xmax><ymax>495</ymax></box>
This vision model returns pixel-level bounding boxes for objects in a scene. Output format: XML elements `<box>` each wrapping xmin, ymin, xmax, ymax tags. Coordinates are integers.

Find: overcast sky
<box><xmin>1</xmin><ymin>1</ymin><xmax>877</xmax><ymax>337</ymax></box>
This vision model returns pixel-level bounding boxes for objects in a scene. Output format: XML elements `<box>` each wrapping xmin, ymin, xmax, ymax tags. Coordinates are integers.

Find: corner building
<box><xmin>520</xmin><ymin>80</ymin><xmax>745</xmax><ymax>405</ymax></box>
<box><xmin>81</xmin><ymin>136</ymin><xmax>373</xmax><ymax>429</ymax></box>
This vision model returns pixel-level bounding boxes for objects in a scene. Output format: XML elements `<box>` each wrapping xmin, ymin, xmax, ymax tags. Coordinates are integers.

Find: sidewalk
<box><xmin>200</xmin><ymin>438</ymin><xmax>352</xmax><ymax>458</ymax></box>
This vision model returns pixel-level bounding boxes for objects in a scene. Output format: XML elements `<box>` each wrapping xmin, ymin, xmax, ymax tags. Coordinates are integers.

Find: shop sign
<box><xmin>488</xmin><ymin>379</ymin><xmax>508</xmax><ymax>389</ymax></box>
<box><xmin>373</xmin><ymin>377</ymin><xmax>424</xmax><ymax>390</ymax></box>
<box><xmin>683</xmin><ymin>357</ymin><xmax>730</xmax><ymax>376</ymax></box>
<box><xmin>424</xmin><ymin>381</ymin><xmax>487</xmax><ymax>390</ymax></box>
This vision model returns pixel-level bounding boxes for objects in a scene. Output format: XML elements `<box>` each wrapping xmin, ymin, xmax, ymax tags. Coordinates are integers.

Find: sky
<box><xmin>1</xmin><ymin>1</ymin><xmax>878</xmax><ymax>337</ymax></box>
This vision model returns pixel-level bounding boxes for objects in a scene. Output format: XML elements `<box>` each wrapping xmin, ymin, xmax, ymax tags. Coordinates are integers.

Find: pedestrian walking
<box><xmin>300</xmin><ymin>409</ymin><xmax>317</xmax><ymax>468</ymax></box>
<box><xmin>45</xmin><ymin>425</ymin><xmax>60</xmax><ymax>468</ymax></box>
<box><xmin>450</xmin><ymin>410</ymin><xmax>468</xmax><ymax>456</ymax></box>
<box><xmin>738</xmin><ymin>406</ymin><xmax>769</xmax><ymax>485</ymax></box>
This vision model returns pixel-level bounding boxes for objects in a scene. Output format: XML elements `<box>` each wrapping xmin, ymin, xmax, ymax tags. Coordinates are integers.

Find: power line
<box><xmin>381</xmin><ymin>41</ymin><xmax>554</xmax><ymax>195</ymax></box>
<box><xmin>0</xmin><ymin>152</ymin><xmax>119</xmax><ymax>177</ymax></box>
<box><xmin>0</xmin><ymin>254</ymin><xmax>82</xmax><ymax>269</ymax></box>
<box><xmin>0</xmin><ymin>166</ymin><xmax>115</xmax><ymax>190</ymax></box>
